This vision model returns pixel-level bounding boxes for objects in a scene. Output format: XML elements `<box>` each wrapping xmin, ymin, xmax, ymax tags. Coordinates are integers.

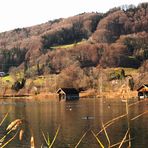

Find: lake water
<box><xmin>0</xmin><ymin>97</ymin><xmax>147</xmax><ymax>148</ymax></box>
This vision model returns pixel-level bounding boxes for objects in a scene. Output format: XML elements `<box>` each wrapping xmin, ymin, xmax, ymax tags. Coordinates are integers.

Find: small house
<box><xmin>137</xmin><ymin>84</ymin><xmax>148</xmax><ymax>100</ymax></box>
<box><xmin>56</xmin><ymin>88</ymin><xmax>79</xmax><ymax>101</ymax></box>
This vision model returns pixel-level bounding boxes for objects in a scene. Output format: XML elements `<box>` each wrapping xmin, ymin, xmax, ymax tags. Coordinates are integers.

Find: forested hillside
<box><xmin>0</xmin><ymin>2</ymin><xmax>148</xmax><ymax>89</ymax></box>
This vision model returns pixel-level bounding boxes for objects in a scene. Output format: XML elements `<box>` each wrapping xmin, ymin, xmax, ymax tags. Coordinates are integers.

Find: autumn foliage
<box><xmin>0</xmin><ymin>3</ymin><xmax>148</xmax><ymax>87</ymax></box>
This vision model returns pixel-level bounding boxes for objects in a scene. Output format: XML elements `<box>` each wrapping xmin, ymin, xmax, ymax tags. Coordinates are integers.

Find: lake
<box><xmin>0</xmin><ymin>97</ymin><xmax>147</xmax><ymax>148</ymax></box>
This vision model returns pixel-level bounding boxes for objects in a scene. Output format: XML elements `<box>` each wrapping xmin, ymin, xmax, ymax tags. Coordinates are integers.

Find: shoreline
<box><xmin>0</xmin><ymin>89</ymin><xmax>138</xmax><ymax>100</ymax></box>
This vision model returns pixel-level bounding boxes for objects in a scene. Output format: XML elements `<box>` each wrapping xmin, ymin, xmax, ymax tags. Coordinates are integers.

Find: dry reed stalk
<box><xmin>95</xmin><ymin>98</ymin><xmax>146</xmax><ymax>147</ymax></box>
<box><xmin>96</xmin><ymin>122</ymin><xmax>114</xmax><ymax>136</ymax></box>
<box><xmin>0</xmin><ymin>119</ymin><xmax>23</xmax><ymax>145</ymax></box>
<box><xmin>41</xmin><ymin>130</ymin><xmax>50</xmax><ymax>146</ymax></box>
<box><xmin>125</xmin><ymin>96</ymin><xmax>147</xmax><ymax>147</ymax></box>
<box><xmin>0</xmin><ymin>126</ymin><xmax>16</xmax><ymax>143</ymax></box>
<box><xmin>0</xmin><ymin>114</ymin><xmax>35</xmax><ymax>147</ymax></box>
<box><xmin>110</xmin><ymin>138</ymin><xmax>134</xmax><ymax>148</ymax></box>
<box><xmin>95</xmin><ymin>91</ymin><xmax>147</xmax><ymax>148</ymax></box>
<box><xmin>102</xmin><ymin>122</ymin><xmax>110</xmax><ymax>147</ymax></box>
<box><xmin>128</xmin><ymin>99</ymin><xmax>148</xmax><ymax>108</ymax></box>
<box><xmin>17</xmin><ymin>119</ymin><xmax>35</xmax><ymax>147</ymax></box>
<box><xmin>0</xmin><ymin>113</ymin><xmax>12</xmax><ymax>144</ymax></box>
<box><xmin>96</xmin><ymin>114</ymin><xmax>127</xmax><ymax>136</ymax></box>
<box><xmin>1</xmin><ymin>129</ymin><xmax>19</xmax><ymax>148</ymax></box>
<box><xmin>131</xmin><ymin>110</ymin><xmax>148</xmax><ymax>121</ymax></box>
<box><xmin>6</xmin><ymin>118</ymin><xmax>35</xmax><ymax>147</ymax></box>
<box><xmin>118</xmin><ymin>129</ymin><xmax>129</xmax><ymax>148</ymax></box>
<box><xmin>49</xmin><ymin>125</ymin><xmax>60</xmax><ymax>148</ymax></box>
<box><xmin>125</xmin><ymin>88</ymin><xmax>131</xmax><ymax>148</ymax></box>
<box><xmin>0</xmin><ymin>113</ymin><xmax>9</xmax><ymax>127</ymax></box>
<box><xmin>91</xmin><ymin>130</ymin><xmax>104</xmax><ymax>148</ymax></box>
<box><xmin>104</xmin><ymin>114</ymin><xmax>127</xmax><ymax>127</ymax></box>
<box><xmin>74</xmin><ymin>131</ymin><xmax>88</xmax><ymax>148</ymax></box>
<box><xmin>28</xmin><ymin>124</ymin><xmax>36</xmax><ymax>148</ymax></box>
<box><xmin>42</xmin><ymin>125</ymin><xmax>60</xmax><ymax>148</ymax></box>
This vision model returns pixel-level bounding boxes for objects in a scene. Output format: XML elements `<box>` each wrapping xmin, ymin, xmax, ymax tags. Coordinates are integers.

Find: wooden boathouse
<box><xmin>137</xmin><ymin>84</ymin><xmax>148</xmax><ymax>100</ymax></box>
<box><xmin>56</xmin><ymin>88</ymin><xmax>79</xmax><ymax>101</ymax></box>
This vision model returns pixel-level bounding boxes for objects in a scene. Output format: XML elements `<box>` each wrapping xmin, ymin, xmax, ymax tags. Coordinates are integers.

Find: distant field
<box><xmin>51</xmin><ymin>41</ymin><xmax>85</xmax><ymax>49</ymax></box>
<box><xmin>1</xmin><ymin>75</ymin><xmax>14</xmax><ymax>84</ymax></box>
<box><xmin>107</xmin><ymin>67</ymin><xmax>138</xmax><ymax>75</ymax></box>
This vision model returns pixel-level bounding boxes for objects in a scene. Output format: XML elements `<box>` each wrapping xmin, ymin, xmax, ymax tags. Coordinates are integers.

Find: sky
<box><xmin>0</xmin><ymin>0</ymin><xmax>147</xmax><ymax>33</ymax></box>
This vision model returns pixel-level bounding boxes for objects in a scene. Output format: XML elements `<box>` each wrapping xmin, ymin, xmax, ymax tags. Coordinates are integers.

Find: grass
<box><xmin>0</xmin><ymin>72</ymin><xmax>58</xmax><ymax>96</ymax></box>
<box><xmin>26</xmin><ymin>74</ymin><xmax>57</xmax><ymax>89</ymax></box>
<box><xmin>107</xmin><ymin>67</ymin><xmax>138</xmax><ymax>76</ymax></box>
<box><xmin>0</xmin><ymin>70</ymin><xmax>24</xmax><ymax>87</ymax></box>
<box><xmin>50</xmin><ymin>41</ymin><xmax>85</xmax><ymax>49</ymax></box>
<box><xmin>33</xmin><ymin>77</ymin><xmax>45</xmax><ymax>86</ymax></box>
<box><xmin>1</xmin><ymin>75</ymin><xmax>14</xmax><ymax>84</ymax></box>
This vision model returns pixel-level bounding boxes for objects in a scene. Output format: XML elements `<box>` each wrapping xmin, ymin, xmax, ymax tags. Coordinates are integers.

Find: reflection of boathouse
<box><xmin>137</xmin><ymin>84</ymin><xmax>148</xmax><ymax>100</ymax></box>
<box><xmin>56</xmin><ymin>88</ymin><xmax>79</xmax><ymax>101</ymax></box>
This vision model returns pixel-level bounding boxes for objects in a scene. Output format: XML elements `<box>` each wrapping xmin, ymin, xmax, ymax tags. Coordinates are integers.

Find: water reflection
<box><xmin>0</xmin><ymin>98</ymin><xmax>147</xmax><ymax>148</ymax></box>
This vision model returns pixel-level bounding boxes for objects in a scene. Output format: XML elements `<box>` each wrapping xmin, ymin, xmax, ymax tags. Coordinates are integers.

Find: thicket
<box><xmin>0</xmin><ymin>48</ymin><xmax>27</xmax><ymax>72</ymax></box>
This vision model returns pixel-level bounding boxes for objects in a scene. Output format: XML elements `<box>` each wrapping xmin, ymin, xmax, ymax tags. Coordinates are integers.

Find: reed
<box><xmin>1</xmin><ymin>129</ymin><xmax>19</xmax><ymax>148</ymax></box>
<box><xmin>99</xmin><ymin>98</ymin><xmax>148</xmax><ymax>133</ymax></box>
<box><xmin>102</xmin><ymin>122</ymin><xmax>111</xmax><ymax>147</ymax></box>
<box><xmin>0</xmin><ymin>113</ymin><xmax>36</xmax><ymax>148</ymax></box>
<box><xmin>0</xmin><ymin>113</ymin><xmax>20</xmax><ymax>147</ymax></box>
<box><xmin>96</xmin><ymin>122</ymin><xmax>113</xmax><ymax>136</ymax></box>
<box><xmin>41</xmin><ymin>125</ymin><xmax>60</xmax><ymax>148</ymax></box>
<box><xmin>0</xmin><ymin>98</ymin><xmax>147</xmax><ymax>147</ymax></box>
<box><xmin>91</xmin><ymin>130</ymin><xmax>105</xmax><ymax>148</ymax></box>
<box><xmin>131</xmin><ymin>110</ymin><xmax>148</xmax><ymax>121</ymax></box>
<box><xmin>128</xmin><ymin>99</ymin><xmax>148</xmax><ymax>108</ymax></box>
<box><xmin>110</xmin><ymin>138</ymin><xmax>134</xmax><ymax>148</ymax></box>
<box><xmin>0</xmin><ymin>113</ymin><xmax>60</xmax><ymax>148</ymax></box>
<box><xmin>118</xmin><ymin>129</ymin><xmax>129</xmax><ymax>148</ymax></box>
<box><xmin>96</xmin><ymin>114</ymin><xmax>127</xmax><ymax>136</ymax></box>
<box><xmin>0</xmin><ymin>112</ymin><xmax>9</xmax><ymax>127</ymax></box>
<box><xmin>125</xmin><ymin>94</ymin><xmax>131</xmax><ymax>148</ymax></box>
<box><xmin>6</xmin><ymin>119</ymin><xmax>23</xmax><ymax>131</ymax></box>
<box><xmin>94</xmin><ymin>100</ymin><xmax>147</xmax><ymax>148</ymax></box>
<box><xmin>30</xmin><ymin>135</ymin><xmax>35</xmax><ymax>148</ymax></box>
<box><xmin>75</xmin><ymin>131</ymin><xmax>88</xmax><ymax>148</ymax></box>
<box><xmin>41</xmin><ymin>130</ymin><xmax>51</xmax><ymax>147</ymax></box>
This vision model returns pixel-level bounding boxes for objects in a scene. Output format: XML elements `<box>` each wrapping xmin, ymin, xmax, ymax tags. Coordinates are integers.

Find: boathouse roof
<box><xmin>137</xmin><ymin>84</ymin><xmax>148</xmax><ymax>92</ymax></box>
<box><xmin>56</xmin><ymin>88</ymin><xmax>79</xmax><ymax>94</ymax></box>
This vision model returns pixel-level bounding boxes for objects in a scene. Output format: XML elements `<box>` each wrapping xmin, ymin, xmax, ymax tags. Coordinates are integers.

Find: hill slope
<box><xmin>0</xmin><ymin>3</ymin><xmax>147</xmax><ymax>80</ymax></box>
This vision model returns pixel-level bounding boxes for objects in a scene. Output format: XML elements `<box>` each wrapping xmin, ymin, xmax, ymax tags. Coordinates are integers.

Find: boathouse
<box><xmin>56</xmin><ymin>88</ymin><xmax>79</xmax><ymax>101</ymax></box>
<box><xmin>137</xmin><ymin>84</ymin><xmax>148</xmax><ymax>100</ymax></box>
